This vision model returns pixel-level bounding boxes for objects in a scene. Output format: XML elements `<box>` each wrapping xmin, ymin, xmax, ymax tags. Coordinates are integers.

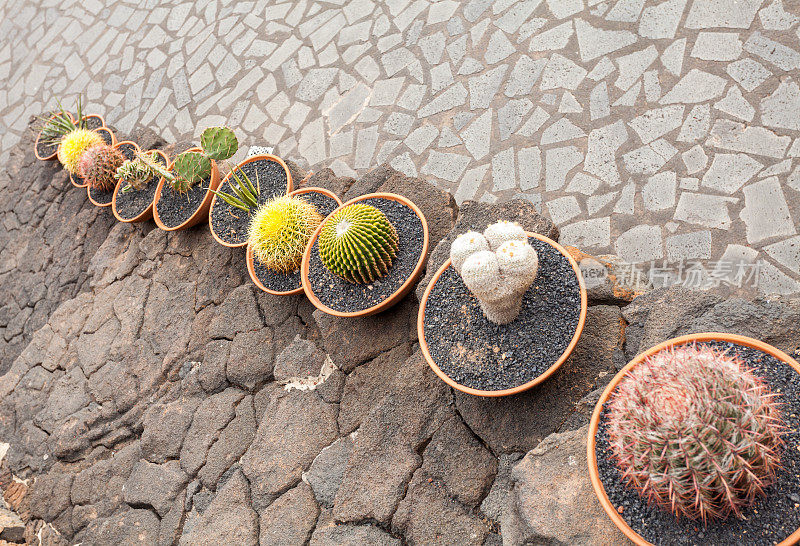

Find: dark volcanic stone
<box><xmin>114</xmin><ymin>152</ymin><xmax>165</xmax><ymax>220</ymax></box>
<box><xmin>259</xmin><ymin>482</ymin><xmax>319</xmax><ymax>545</ymax></box>
<box><xmin>210</xmin><ymin>158</ymin><xmax>289</xmax><ymax>245</ymax></box>
<box><xmin>595</xmin><ymin>341</ymin><xmax>800</xmax><ymax>546</ymax></box>
<box><xmin>423</xmin><ymin>238</ymin><xmax>582</xmax><ymax>392</ymax></box>
<box><xmin>307</xmin><ymin>198</ymin><xmax>425</xmax><ymax>313</ymax></box>
<box><xmin>251</xmin><ymin>190</ymin><xmax>340</xmax><ymax>294</ymax></box>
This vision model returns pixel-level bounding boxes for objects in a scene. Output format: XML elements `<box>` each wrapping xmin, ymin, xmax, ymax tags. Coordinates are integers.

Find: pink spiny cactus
<box><xmin>607</xmin><ymin>343</ymin><xmax>785</xmax><ymax>522</ymax></box>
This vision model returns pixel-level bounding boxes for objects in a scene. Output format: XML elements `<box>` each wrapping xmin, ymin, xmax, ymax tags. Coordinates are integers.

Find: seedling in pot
<box><xmin>318</xmin><ymin>203</ymin><xmax>399</xmax><ymax>284</ymax></box>
<box><xmin>208</xmin><ymin>164</ymin><xmax>261</xmax><ymax>213</ymax></box>
<box><xmin>607</xmin><ymin>343</ymin><xmax>785</xmax><ymax>523</ymax></box>
<box><xmin>450</xmin><ymin>221</ymin><xmax>538</xmax><ymax>325</ymax></box>
<box><xmin>248</xmin><ymin>195</ymin><xmax>322</xmax><ymax>272</ymax></box>
<box><xmin>116</xmin><ymin>150</ymin><xmax>172</xmax><ymax>194</ymax></box>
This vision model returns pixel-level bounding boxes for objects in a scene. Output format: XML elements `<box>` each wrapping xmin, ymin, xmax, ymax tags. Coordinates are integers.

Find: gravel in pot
<box><xmin>306</xmin><ymin>197</ymin><xmax>425</xmax><ymax>313</ymax></box>
<box><xmin>251</xmin><ymin>190</ymin><xmax>340</xmax><ymax>293</ymax></box>
<box><xmin>595</xmin><ymin>340</ymin><xmax>800</xmax><ymax>546</ymax></box>
<box><xmin>211</xmin><ymin>158</ymin><xmax>289</xmax><ymax>246</ymax></box>
<box><xmin>88</xmin><ymin>142</ymin><xmax>137</xmax><ymax>206</ymax></box>
<box><xmin>114</xmin><ymin>152</ymin><xmax>166</xmax><ymax>220</ymax></box>
<box><xmin>422</xmin><ymin>237</ymin><xmax>582</xmax><ymax>392</ymax></box>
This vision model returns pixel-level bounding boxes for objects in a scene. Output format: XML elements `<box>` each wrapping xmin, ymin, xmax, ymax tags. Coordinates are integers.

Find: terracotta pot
<box><xmin>301</xmin><ymin>192</ymin><xmax>429</xmax><ymax>318</ymax></box>
<box><xmin>587</xmin><ymin>332</ymin><xmax>800</xmax><ymax>546</ymax></box>
<box><xmin>417</xmin><ymin>232</ymin><xmax>588</xmax><ymax>397</ymax></box>
<box><xmin>209</xmin><ymin>154</ymin><xmax>294</xmax><ymax>248</ymax></box>
<box><xmin>69</xmin><ymin>127</ymin><xmax>117</xmax><ymax>188</ymax></box>
<box><xmin>152</xmin><ymin>147</ymin><xmax>221</xmax><ymax>231</ymax></box>
<box><xmin>34</xmin><ymin>112</ymin><xmax>76</xmax><ymax>161</ymax></box>
<box><xmin>81</xmin><ymin>114</ymin><xmax>107</xmax><ymax>131</ymax></box>
<box><xmin>247</xmin><ymin>187</ymin><xmax>342</xmax><ymax>296</ymax></box>
<box><xmin>87</xmin><ymin>141</ymin><xmax>139</xmax><ymax>208</ymax></box>
<box><xmin>112</xmin><ymin>149</ymin><xmax>168</xmax><ymax>223</ymax></box>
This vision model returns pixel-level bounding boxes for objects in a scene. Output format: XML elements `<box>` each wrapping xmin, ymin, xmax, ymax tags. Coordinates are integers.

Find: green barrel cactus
<box><xmin>608</xmin><ymin>343</ymin><xmax>785</xmax><ymax>522</ymax></box>
<box><xmin>318</xmin><ymin>203</ymin><xmax>399</xmax><ymax>284</ymax></box>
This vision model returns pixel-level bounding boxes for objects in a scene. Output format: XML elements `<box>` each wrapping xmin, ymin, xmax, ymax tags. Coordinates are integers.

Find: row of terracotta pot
<box><xmin>37</xmin><ymin>123</ymin><xmax>431</xmax><ymax>319</ymax></box>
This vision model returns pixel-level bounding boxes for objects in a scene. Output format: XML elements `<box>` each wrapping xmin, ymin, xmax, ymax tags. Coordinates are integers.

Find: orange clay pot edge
<box><xmin>209</xmin><ymin>154</ymin><xmax>294</xmax><ymax>248</ymax></box>
<box><xmin>417</xmin><ymin>232</ymin><xmax>588</xmax><ymax>398</ymax></box>
<box><xmin>247</xmin><ymin>187</ymin><xmax>342</xmax><ymax>296</ymax></box>
<box><xmin>112</xmin><ymin>148</ymin><xmax>166</xmax><ymax>223</ymax></box>
<box><xmin>152</xmin><ymin>147</ymin><xmax>220</xmax><ymax>231</ymax></box>
<box><xmin>300</xmin><ymin>192</ymin><xmax>430</xmax><ymax>318</ymax></box>
<box><xmin>87</xmin><ymin>141</ymin><xmax>140</xmax><ymax>208</ymax></box>
<box><xmin>586</xmin><ymin>332</ymin><xmax>800</xmax><ymax>546</ymax></box>
<box><xmin>34</xmin><ymin>112</ymin><xmax>76</xmax><ymax>161</ymax></box>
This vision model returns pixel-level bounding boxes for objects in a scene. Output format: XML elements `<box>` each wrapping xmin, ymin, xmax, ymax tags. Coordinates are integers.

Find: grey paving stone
<box><xmin>622</xmin><ymin>138</ymin><xmax>677</xmax><ymax>175</ymax></box>
<box><xmin>665</xmin><ymin>231</ymin><xmax>713</xmax><ymax>262</ymax></box>
<box><xmin>518</xmin><ymin>146</ymin><xmax>542</xmax><ymax>191</ymax></box>
<box><xmin>540</xmin><ymin>118</ymin><xmax>586</xmax><ymax>145</ymax></box>
<box><xmin>584</xmin><ymin>120</ymin><xmax>628</xmax><ymax>187</ymax></box>
<box><xmin>545</xmin><ymin>146</ymin><xmax>584</xmax><ymax>191</ymax></box>
<box><xmin>573</xmin><ymin>18</ymin><xmax>637</xmax><ymax>62</ymax></box>
<box><xmin>606</xmin><ymin>0</ymin><xmax>645</xmax><ymax>22</ymax></box>
<box><xmin>659</xmin><ymin>38</ymin><xmax>686</xmax><ymax>76</ymax></box>
<box><xmin>589</xmin><ymin>81</ymin><xmax>610</xmax><ymax>120</ymax></box>
<box><xmin>628</xmin><ymin>104</ymin><xmax>685</xmax><ymax>144</ymax></box>
<box><xmin>743</xmin><ymin>31</ymin><xmax>800</xmax><ymax>71</ymax></box>
<box><xmin>404</xmin><ymin>125</ymin><xmax>439</xmax><ymax>156</ymax></box>
<box><xmin>758</xmin><ymin>0</ymin><xmax>800</xmax><ymax>30</ymax></box>
<box><xmin>559</xmin><ymin>217</ymin><xmax>611</xmax><ymax>249</ymax></box>
<box><xmin>726</xmin><ymin>58</ymin><xmax>771</xmax><ymax>92</ymax></box>
<box><xmin>684</xmin><ymin>0</ymin><xmax>763</xmax><ymax>29</ymax></box>
<box><xmin>485</xmin><ymin>30</ymin><xmax>516</xmax><ymax>64</ymax></box>
<box><xmin>615</xmin><ymin>45</ymin><xmax>658</xmax><ymax>91</ymax></box>
<box><xmin>468</xmin><ymin>65</ymin><xmax>508</xmax><ymax>109</ymax></box>
<box><xmin>529</xmin><ymin>21</ymin><xmax>574</xmax><ymax>52</ymax></box>
<box><xmin>615</xmin><ymin>224</ymin><xmax>664</xmax><ymax>263</ymax></box>
<box><xmin>430</xmin><ymin>62</ymin><xmax>454</xmax><ymax>94</ymax></box>
<box><xmin>420</xmin><ymin>150</ymin><xmax>471</xmax><ymax>183</ymax></box>
<box><xmin>491</xmin><ymin>147</ymin><xmax>516</xmax><ymax>192</ymax></box>
<box><xmin>674</xmin><ymin>192</ymin><xmax>737</xmax><ymax>229</ymax></box>
<box><xmin>295</xmin><ymin>68</ymin><xmax>339</xmax><ymax>101</ymax></box>
<box><xmin>453</xmin><ymin>164</ymin><xmax>489</xmax><ymax>204</ymax></box>
<box><xmin>760</xmin><ymin>79</ymin><xmax>800</xmax><ymax>131</ymax></box>
<box><xmin>558</xmin><ymin>91</ymin><xmax>582</xmax><ymax>113</ymax></box>
<box><xmin>504</xmin><ymin>56</ymin><xmax>546</xmax><ymax>97</ymax></box>
<box><xmin>706</xmin><ymin>119</ymin><xmax>791</xmax><ymax>159</ymax></box>
<box><xmin>461</xmin><ymin>109</ymin><xmax>492</xmax><ymax>160</ymax></box>
<box><xmin>681</xmin><ymin>145</ymin><xmax>708</xmax><ymax>175</ymax></box>
<box><xmin>540</xmin><ymin>53</ymin><xmax>587</xmax><ymax>90</ymax></box>
<box><xmin>419</xmin><ymin>82</ymin><xmax>467</xmax><ymax>117</ymax></box>
<box><xmin>740</xmin><ymin>177</ymin><xmax>796</xmax><ymax>244</ymax></box>
<box><xmin>714</xmin><ymin>85</ymin><xmax>755</xmax><ymax>122</ymax></box>
<box><xmin>676</xmin><ymin>104</ymin><xmax>711</xmax><ymax>143</ymax></box>
<box><xmin>546</xmin><ymin>195</ymin><xmax>581</xmax><ymax>225</ymax></box>
<box><xmin>642</xmin><ymin>171</ymin><xmax>677</xmax><ymax>211</ymax></box>
<box><xmin>690</xmin><ymin>32</ymin><xmax>742</xmax><ymax>61</ymax></box>
<box><xmin>660</xmin><ymin>69</ymin><xmax>726</xmax><ymax>104</ymax></box>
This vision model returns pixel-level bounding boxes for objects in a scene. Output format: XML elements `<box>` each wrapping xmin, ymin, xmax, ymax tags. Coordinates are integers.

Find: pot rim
<box><xmin>112</xmin><ymin>148</ymin><xmax>167</xmax><ymax>223</ymax></box>
<box><xmin>246</xmin><ymin>186</ymin><xmax>343</xmax><ymax>296</ymax></box>
<box><xmin>209</xmin><ymin>154</ymin><xmax>295</xmax><ymax>248</ymax></box>
<box><xmin>586</xmin><ymin>332</ymin><xmax>800</xmax><ymax>546</ymax></box>
<box><xmin>152</xmin><ymin>146</ymin><xmax>221</xmax><ymax>231</ymax></box>
<box><xmin>34</xmin><ymin>111</ymin><xmax>76</xmax><ymax>161</ymax></box>
<box><xmin>86</xmin><ymin>140</ymin><xmax>139</xmax><ymax>208</ymax></box>
<box><xmin>417</xmin><ymin>231</ymin><xmax>588</xmax><ymax>397</ymax></box>
<box><xmin>300</xmin><ymin>192</ymin><xmax>429</xmax><ymax>318</ymax></box>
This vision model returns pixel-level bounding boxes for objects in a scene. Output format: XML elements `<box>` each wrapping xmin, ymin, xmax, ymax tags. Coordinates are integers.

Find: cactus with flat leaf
<box><xmin>167</xmin><ymin>126</ymin><xmax>239</xmax><ymax>193</ymax></box>
<box><xmin>450</xmin><ymin>221</ymin><xmax>538</xmax><ymax>325</ymax></box>
<box><xmin>608</xmin><ymin>343</ymin><xmax>785</xmax><ymax>522</ymax></box>
<box><xmin>318</xmin><ymin>204</ymin><xmax>399</xmax><ymax>284</ymax></box>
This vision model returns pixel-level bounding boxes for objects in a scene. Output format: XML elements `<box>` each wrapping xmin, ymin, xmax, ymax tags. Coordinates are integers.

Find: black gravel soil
<box><xmin>252</xmin><ymin>191</ymin><xmax>340</xmax><ymax>293</ymax></box>
<box><xmin>307</xmin><ymin>197</ymin><xmax>424</xmax><ymax>313</ymax></box>
<box><xmin>211</xmin><ymin>159</ymin><xmax>289</xmax><ymax>245</ymax></box>
<box><xmin>114</xmin><ymin>152</ymin><xmax>166</xmax><ymax>220</ymax></box>
<box><xmin>35</xmin><ymin>134</ymin><xmax>58</xmax><ymax>158</ymax></box>
<box><xmin>88</xmin><ymin>143</ymin><xmax>136</xmax><ymax>206</ymax></box>
<box><xmin>422</xmin><ymin>238</ymin><xmax>581</xmax><ymax>391</ymax></box>
<box><xmin>595</xmin><ymin>341</ymin><xmax>800</xmax><ymax>546</ymax></box>
<box><xmin>156</xmin><ymin>174</ymin><xmax>211</xmax><ymax>228</ymax></box>
<box><xmin>84</xmin><ymin>116</ymin><xmax>104</xmax><ymax>131</ymax></box>
<box><xmin>97</xmin><ymin>127</ymin><xmax>114</xmax><ymax>146</ymax></box>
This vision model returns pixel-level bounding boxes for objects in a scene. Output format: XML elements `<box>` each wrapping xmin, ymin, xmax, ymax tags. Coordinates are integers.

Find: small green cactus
<box><xmin>450</xmin><ymin>221</ymin><xmax>538</xmax><ymax>325</ymax></box>
<box><xmin>608</xmin><ymin>343</ymin><xmax>785</xmax><ymax>522</ymax></box>
<box><xmin>171</xmin><ymin>151</ymin><xmax>212</xmax><ymax>193</ymax></box>
<box><xmin>200</xmin><ymin>126</ymin><xmax>238</xmax><ymax>161</ymax></box>
<box><xmin>318</xmin><ymin>203</ymin><xmax>399</xmax><ymax>284</ymax></box>
<box><xmin>166</xmin><ymin>126</ymin><xmax>240</xmax><ymax>193</ymax></box>
<box><xmin>116</xmin><ymin>151</ymin><xmax>170</xmax><ymax>193</ymax></box>
<box><xmin>78</xmin><ymin>144</ymin><xmax>125</xmax><ymax>191</ymax></box>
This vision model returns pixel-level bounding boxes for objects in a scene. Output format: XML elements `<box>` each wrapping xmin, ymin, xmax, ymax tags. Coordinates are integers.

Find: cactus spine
<box><xmin>450</xmin><ymin>221</ymin><xmax>538</xmax><ymax>325</ymax></box>
<box><xmin>608</xmin><ymin>343</ymin><xmax>785</xmax><ymax>522</ymax></box>
<box><xmin>58</xmin><ymin>129</ymin><xmax>104</xmax><ymax>174</ymax></box>
<box><xmin>116</xmin><ymin>151</ymin><xmax>169</xmax><ymax>193</ymax></box>
<box><xmin>318</xmin><ymin>203</ymin><xmax>399</xmax><ymax>284</ymax></box>
<box><xmin>77</xmin><ymin>144</ymin><xmax>125</xmax><ymax>191</ymax></box>
<box><xmin>249</xmin><ymin>195</ymin><xmax>322</xmax><ymax>272</ymax></box>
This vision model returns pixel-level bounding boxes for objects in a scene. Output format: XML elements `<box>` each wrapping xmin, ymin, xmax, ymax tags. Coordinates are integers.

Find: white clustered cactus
<box><xmin>449</xmin><ymin>221</ymin><xmax>538</xmax><ymax>325</ymax></box>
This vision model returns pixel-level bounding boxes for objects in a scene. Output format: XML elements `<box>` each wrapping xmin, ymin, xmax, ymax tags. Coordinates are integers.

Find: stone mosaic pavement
<box><xmin>2</xmin><ymin>0</ymin><xmax>800</xmax><ymax>293</ymax></box>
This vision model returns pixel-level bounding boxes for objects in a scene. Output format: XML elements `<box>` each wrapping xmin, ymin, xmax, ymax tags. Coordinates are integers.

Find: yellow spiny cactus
<box><xmin>57</xmin><ymin>129</ymin><xmax>103</xmax><ymax>174</ymax></box>
<box><xmin>249</xmin><ymin>195</ymin><xmax>322</xmax><ymax>272</ymax></box>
